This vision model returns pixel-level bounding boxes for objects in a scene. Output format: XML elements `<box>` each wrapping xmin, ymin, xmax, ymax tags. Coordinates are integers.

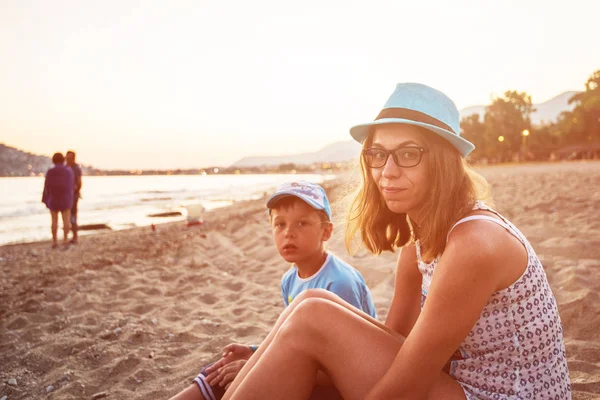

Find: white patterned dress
<box><xmin>416</xmin><ymin>202</ymin><xmax>571</xmax><ymax>400</ymax></box>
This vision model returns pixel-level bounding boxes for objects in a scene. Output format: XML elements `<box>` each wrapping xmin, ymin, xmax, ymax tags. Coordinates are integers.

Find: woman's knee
<box><xmin>286</xmin><ymin>298</ymin><xmax>338</xmax><ymax>333</ymax></box>
<box><xmin>294</xmin><ymin>288</ymin><xmax>338</xmax><ymax>304</ymax></box>
<box><xmin>277</xmin><ymin>298</ymin><xmax>342</xmax><ymax>352</ymax></box>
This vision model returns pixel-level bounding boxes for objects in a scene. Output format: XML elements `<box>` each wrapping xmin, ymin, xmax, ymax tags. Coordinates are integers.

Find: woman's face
<box><xmin>368</xmin><ymin>124</ymin><xmax>431</xmax><ymax>220</ymax></box>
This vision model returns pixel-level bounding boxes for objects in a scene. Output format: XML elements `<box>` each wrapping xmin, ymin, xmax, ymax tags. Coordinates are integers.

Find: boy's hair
<box><xmin>52</xmin><ymin>152</ymin><xmax>65</xmax><ymax>164</ymax></box>
<box><xmin>345</xmin><ymin>126</ymin><xmax>491</xmax><ymax>261</ymax></box>
<box><xmin>269</xmin><ymin>196</ymin><xmax>330</xmax><ymax>224</ymax></box>
<box><xmin>66</xmin><ymin>150</ymin><xmax>76</xmax><ymax>160</ymax></box>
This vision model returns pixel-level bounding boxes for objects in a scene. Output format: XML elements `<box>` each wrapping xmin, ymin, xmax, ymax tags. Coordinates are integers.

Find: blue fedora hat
<box><xmin>350</xmin><ymin>83</ymin><xmax>475</xmax><ymax>157</ymax></box>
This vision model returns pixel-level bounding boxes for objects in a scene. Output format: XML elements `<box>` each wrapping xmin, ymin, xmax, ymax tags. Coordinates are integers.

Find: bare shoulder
<box><xmin>443</xmin><ymin>212</ymin><xmax>528</xmax><ymax>290</ymax></box>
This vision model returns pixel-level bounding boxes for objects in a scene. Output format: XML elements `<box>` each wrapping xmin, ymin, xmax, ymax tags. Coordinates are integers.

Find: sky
<box><xmin>1</xmin><ymin>0</ymin><xmax>599</xmax><ymax>170</ymax></box>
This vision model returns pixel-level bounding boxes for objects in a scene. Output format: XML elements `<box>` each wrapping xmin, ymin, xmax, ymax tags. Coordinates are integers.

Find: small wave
<box><xmin>140</xmin><ymin>197</ymin><xmax>173</xmax><ymax>202</ymax></box>
<box><xmin>0</xmin><ymin>206</ymin><xmax>47</xmax><ymax>219</ymax></box>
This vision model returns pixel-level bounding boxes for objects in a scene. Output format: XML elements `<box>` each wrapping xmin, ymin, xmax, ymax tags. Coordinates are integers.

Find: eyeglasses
<box><xmin>362</xmin><ymin>146</ymin><xmax>428</xmax><ymax>168</ymax></box>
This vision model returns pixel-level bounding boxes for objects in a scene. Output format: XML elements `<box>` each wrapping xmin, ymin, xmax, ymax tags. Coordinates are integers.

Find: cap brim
<box><xmin>350</xmin><ymin>118</ymin><xmax>475</xmax><ymax>158</ymax></box>
<box><xmin>266</xmin><ymin>192</ymin><xmax>324</xmax><ymax>212</ymax></box>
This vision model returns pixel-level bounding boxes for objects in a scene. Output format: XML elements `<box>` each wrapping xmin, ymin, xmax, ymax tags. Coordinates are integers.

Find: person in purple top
<box><xmin>42</xmin><ymin>152</ymin><xmax>74</xmax><ymax>248</ymax></box>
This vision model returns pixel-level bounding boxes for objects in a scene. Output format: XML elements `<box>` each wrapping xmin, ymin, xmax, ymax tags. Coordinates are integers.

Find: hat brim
<box><xmin>266</xmin><ymin>192</ymin><xmax>329</xmax><ymax>218</ymax></box>
<box><xmin>350</xmin><ymin>118</ymin><xmax>475</xmax><ymax>158</ymax></box>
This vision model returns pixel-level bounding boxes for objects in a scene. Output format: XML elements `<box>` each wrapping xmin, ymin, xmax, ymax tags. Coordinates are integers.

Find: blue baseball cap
<box><xmin>266</xmin><ymin>181</ymin><xmax>332</xmax><ymax>221</ymax></box>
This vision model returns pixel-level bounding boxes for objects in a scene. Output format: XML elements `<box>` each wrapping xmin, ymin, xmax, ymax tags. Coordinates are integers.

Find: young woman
<box><xmin>221</xmin><ymin>83</ymin><xmax>571</xmax><ymax>400</ymax></box>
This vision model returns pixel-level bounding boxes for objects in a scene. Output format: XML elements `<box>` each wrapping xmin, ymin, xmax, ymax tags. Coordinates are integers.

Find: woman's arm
<box><xmin>368</xmin><ymin>221</ymin><xmax>522</xmax><ymax>399</ymax></box>
<box><xmin>385</xmin><ymin>243</ymin><xmax>422</xmax><ymax>337</ymax></box>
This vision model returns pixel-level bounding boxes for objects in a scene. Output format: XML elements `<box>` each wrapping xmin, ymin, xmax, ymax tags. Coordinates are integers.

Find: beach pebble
<box><xmin>46</xmin><ymin>385</ymin><xmax>54</xmax><ymax>393</ymax></box>
<box><xmin>149</xmin><ymin>351</ymin><xmax>155</xmax><ymax>359</ymax></box>
<box><xmin>113</xmin><ymin>327</ymin><xmax>122</xmax><ymax>335</ymax></box>
<box><xmin>1</xmin><ymin>395</ymin><xmax>7</xmax><ymax>400</ymax></box>
<box><xmin>151</xmin><ymin>318</ymin><xmax>158</xmax><ymax>325</ymax></box>
<box><xmin>7</xmin><ymin>378</ymin><xmax>17</xmax><ymax>386</ymax></box>
<box><xmin>92</xmin><ymin>392</ymin><xmax>108</xmax><ymax>399</ymax></box>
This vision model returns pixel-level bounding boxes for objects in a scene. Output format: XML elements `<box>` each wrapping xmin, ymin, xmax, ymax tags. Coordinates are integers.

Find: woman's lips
<box><xmin>382</xmin><ymin>187</ymin><xmax>407</xmax><ymax>194</ymax></box>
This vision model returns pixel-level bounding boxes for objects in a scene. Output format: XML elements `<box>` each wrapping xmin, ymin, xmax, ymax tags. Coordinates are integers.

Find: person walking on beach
<box><xmin>168</xmin><ymin>181</ymin><xmax>376</xmax><ymax>400</ymax></box>
<box><xmin>42</xmin><ymin>152</ymin><xmax>74</xmax><ymax>249</ymax></box>
<box><xmin>66</xmin><ymin>150</ymin><xmax>82</xmax><ymax>244</ymax></box>
<box><xmin>219</xmin><ymin>83</ymin><xmax>572</xmax><ymax>400</ymax></box>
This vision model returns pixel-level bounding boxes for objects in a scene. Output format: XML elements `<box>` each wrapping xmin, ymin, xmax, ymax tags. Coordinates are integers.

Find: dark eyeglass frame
<box><xmin>362</xmin><ymin>146</ymin><xmax>429</xmax><ymax>168</ymax></box>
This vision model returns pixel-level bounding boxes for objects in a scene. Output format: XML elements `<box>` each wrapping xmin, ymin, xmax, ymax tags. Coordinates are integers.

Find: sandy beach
<box><xmin>1</xmin><ymin>161</ymin><xmax>599</xmax><ymax>400</ymax></box>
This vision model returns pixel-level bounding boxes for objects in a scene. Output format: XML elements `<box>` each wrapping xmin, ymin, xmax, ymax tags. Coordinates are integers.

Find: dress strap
<box><xmin>446</xmin><ymin>215</ymin><xmax>524</xmax><ymax>245</ymax></box>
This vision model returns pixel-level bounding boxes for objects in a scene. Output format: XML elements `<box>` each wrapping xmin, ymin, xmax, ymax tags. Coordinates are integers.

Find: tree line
<box><xmin>461</xmin><ymin>69</ymin><xmax>600</xmax><ymax>163</ymax></box>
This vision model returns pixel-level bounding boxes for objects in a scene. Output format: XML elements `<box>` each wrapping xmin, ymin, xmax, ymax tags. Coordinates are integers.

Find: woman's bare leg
<box><xmin>224</xmin><ymin>297</ymin><xmax>465</xmax><ymax>400</ymax></box>
<box><xmin>223</xmin><ymin>289</ymin><xmax>398</xmax><ymax>397</ymax></box>
<box><xmin>61</xmin><ymin>210</ymin><xmax>71</xmax><ymax>244</ymax></box>
<box><xmin>50</xmin><ymin>211</ymin><xmax>59</xmax><ymax>245</ymax></box>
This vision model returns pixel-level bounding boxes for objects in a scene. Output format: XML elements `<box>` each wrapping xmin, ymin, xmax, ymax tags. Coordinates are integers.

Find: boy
<box><xmin>169</xmin><ymin>181</ymin><xmax>376</xmax><ymax>400</ymax></box>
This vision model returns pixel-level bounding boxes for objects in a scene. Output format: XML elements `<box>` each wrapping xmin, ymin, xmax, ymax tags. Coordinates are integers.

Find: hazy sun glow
<box><xmin>1</xmin><ymin>0</ymin><xmax>598</xmax><ymax>169</ymax></box>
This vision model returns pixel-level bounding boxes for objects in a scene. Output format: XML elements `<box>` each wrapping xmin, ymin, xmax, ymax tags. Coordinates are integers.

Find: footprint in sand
<box><xmin>6</xmin><ymin>315</ymin><xmax>29</xmax><ymax>330</ymax></box>
<box><xmin>198</xmin><ymin>293</ymin><xmax>219</xmax><ymax>305</ymax></box>
<box><xmin>224</xmin><ymin>281</ymin><xmax>245</xmax><ymax>292</ymax></box>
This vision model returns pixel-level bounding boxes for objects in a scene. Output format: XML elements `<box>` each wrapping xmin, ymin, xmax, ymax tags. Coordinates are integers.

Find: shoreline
<box><xmin>1</xmin><ymin>160</ymin><xmax>593</xmax><ymax>249</ymax></box>
<box><xmin>0</xmin><ymin>173</ymin><xmax>339</xmax><ymax>248</ymax></box>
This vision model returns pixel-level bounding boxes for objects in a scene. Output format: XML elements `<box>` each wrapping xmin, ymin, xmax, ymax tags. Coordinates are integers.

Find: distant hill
<box><xmin>0</xmin><ymin>144</ymin><xmax>53</xmax><ymax>177</ymax></box>
<box><xmin>0</xmin><ymin>144</ymin><xmax>99</xmax><ymax>177</ymax></box>
<box><xmin>459</xmin><ymin>91</ymin><xmax>580</xmax><ymax>125</ymax></box>
<box><xmin>232</xmin><ymin>140</ymin><xmax>362</xmax><ymax>168</ymax></box>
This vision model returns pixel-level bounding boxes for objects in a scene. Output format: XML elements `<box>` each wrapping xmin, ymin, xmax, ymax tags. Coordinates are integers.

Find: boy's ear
<box><xmin>322</xmin><ymin>222</ymin><xmax>333</xmax><ymax>242</ymax></box>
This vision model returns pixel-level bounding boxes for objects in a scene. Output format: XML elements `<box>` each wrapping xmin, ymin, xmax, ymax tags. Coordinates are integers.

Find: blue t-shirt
<box><xmin>280</xmin><ymin>253</ymin><xmax>377</xmax><ymax>318</ymax></box>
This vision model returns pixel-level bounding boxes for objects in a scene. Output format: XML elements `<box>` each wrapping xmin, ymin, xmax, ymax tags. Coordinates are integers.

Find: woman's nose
<box><xmin>381</xmin><ymin>154</ymin><xmax>401</xmax><ymax>179</ymax></box>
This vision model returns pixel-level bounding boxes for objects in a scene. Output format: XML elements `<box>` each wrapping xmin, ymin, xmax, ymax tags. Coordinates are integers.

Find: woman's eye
<box><xmin>401</xmin><ymin>150</ymin><xmax>419</xmax><ymax>160</ymax></box>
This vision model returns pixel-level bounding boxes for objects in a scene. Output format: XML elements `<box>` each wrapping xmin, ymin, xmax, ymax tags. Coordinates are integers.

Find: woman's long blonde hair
<box><xmin>345</xmin><ymin>126</ymin><xmax>492</xmax><ymax>261</ymax></box>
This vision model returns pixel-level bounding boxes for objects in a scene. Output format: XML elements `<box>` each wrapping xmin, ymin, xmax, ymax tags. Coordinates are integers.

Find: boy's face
<box><xmin>270</xmin><ymin>199</ymin><xmax>332</xmax><ymax>265</ymax></box>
